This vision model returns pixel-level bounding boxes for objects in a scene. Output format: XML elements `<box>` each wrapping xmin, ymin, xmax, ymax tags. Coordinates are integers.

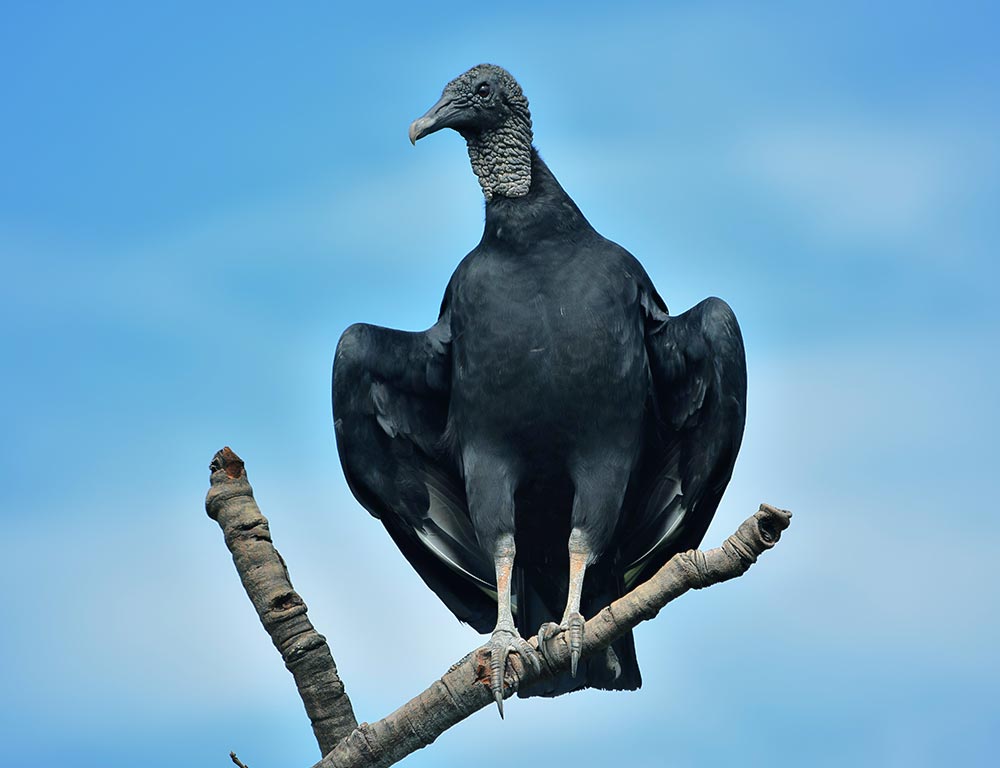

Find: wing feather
<box><xmin>623</xmin><ymin>296</ymin><xmax>747</xmax><ymax>588</ymax></box>
<box><xmin>332</xmin><ymin>320</ymin><xmax>497</xmax><ymax>632</ymax></box>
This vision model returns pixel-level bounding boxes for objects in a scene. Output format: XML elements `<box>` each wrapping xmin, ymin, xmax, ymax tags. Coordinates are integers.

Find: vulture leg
<box><xmin>539</xmin><ymin>466</ymin><xmax>631</xmax><ymax>677</ymax></box>
<box><xmin>484</xmin><ymin>532</ymin><xmax>540</xmax><ymax>717</ymax></box>
<box><xmin>537</xmin><ymin>528</ymin><xmax>591</xmax><ymax>676</ymax></box>
<box><xmin>465</xmin><ymin>458</ymin><xmax>540</xmax><ymax>716</ymax></box>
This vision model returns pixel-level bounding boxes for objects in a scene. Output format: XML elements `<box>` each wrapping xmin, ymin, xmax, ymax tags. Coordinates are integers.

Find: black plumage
<box><xmin>333</xmin><ymin>64</ymin><xmax>746</xmax><ymax>707</ymax></box>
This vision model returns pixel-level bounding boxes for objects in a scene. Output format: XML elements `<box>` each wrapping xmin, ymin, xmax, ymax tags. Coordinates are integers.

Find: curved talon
<box><xmin>486</xmin><ymin>629</ymin><xmax>540</xmax><ymax>718</ymax></box>
<box><xmin>566</xmin><ymin>611</ymin><xmax>584</xmax><ymax>677</ymax></box>
<box><xmin>517</xmin><ymin>637</ymin><xmax>542</xmax><ymax>676</ymax></box>
<box><xmin>538</xmin><ymin>616</ymin><xmax>587</xmax><ymax>675</ymax></box>
<box><xmin>490</xmin><ymin>641</ymin><xmax>508</xmax><ymax>718</ymax></box>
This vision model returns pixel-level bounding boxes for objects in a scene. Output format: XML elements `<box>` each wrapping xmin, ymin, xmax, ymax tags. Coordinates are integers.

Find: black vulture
<box><xmin>333</xmin><ymin>64</ymin><xmax>746</xmax><ymax>713</ymax></box>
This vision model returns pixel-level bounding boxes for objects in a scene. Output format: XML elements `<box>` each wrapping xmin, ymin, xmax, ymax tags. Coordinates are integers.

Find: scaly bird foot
<box><xmin>484</xmin><ymin>627</ymin><xmax>541</xmax><ymax>718</ymax></box>
<box><xmin>537</xmin><ymin>611</ymin><xmax>585</xmax><ymax>676</ymax></box>
<box><xmin>537</xmin><ymin>621</ymin><xmax>562</xmax><ymax>668</ymax></box>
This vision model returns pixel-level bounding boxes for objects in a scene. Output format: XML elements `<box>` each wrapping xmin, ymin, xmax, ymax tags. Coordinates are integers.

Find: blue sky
<box><xmin>2</xmin><ymin>2</ymin><xmax>998</xmax><ymax>766</ymax></box>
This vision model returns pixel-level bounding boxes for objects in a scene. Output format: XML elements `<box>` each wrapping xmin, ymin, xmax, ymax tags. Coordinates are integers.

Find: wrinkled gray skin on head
<box><xmin>427</xmin><ymin>64</ymin><xmax>534</xmax><ymax>200</ymax></box>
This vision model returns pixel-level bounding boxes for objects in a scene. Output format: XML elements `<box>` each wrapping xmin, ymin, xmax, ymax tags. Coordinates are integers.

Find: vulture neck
<box><xmin>482</xmin><ymin>149</ymin><xmax>592</xmax><ymax>252</ymax></box>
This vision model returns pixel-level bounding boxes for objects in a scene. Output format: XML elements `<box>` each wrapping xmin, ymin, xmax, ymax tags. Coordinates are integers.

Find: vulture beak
<box><xmin>409</xmin><ymin>95</ymin><xmax>467</xmax><ymax>145</ymax></box>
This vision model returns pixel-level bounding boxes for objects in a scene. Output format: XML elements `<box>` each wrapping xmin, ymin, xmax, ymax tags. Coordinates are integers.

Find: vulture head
<box><xmin>409</xmin><ymin>64</ymin><xmax>534</xmax><ymax>200</ymax></box>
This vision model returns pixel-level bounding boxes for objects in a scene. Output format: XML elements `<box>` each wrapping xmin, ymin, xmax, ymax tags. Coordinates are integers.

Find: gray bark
<box><xmin>206</xmin><ymin>447</ymin><xmax>359</xmax><ymax>755</ymax></box>
<box><xmin>205</xmin><ymin>447</ymin><xmax>791</xmax><ymax>767</ymax></box>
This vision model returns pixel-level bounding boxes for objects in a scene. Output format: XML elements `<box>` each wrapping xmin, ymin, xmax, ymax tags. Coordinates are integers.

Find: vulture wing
<box><xmin>332</xmin><ymin>317</ymin><xmax>497</xmax><ymax>632</ymax></box>
<box><xmin>622</xmin><ymin>295</ymin><xmax>748</xmax><ymax>588</ymax></box>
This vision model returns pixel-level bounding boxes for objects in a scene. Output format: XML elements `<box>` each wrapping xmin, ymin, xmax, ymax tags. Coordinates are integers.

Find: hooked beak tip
<box><xmin>408</xmin><ymin>117</ymin><xmax>431</xmax><ymax>146</ymax></box>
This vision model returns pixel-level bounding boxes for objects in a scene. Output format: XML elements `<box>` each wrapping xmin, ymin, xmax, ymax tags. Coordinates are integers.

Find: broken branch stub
<box><xmin>206</xmin><ymin>447</ymin><xmax>358</xmax><ymax>756</ymax></box>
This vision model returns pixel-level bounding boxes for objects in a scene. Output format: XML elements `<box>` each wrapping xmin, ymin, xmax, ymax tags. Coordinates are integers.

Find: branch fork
<box><xmin>206</xmin><ymin>447</ymin><xmax>791</xmax><ymax>768</ymax></box>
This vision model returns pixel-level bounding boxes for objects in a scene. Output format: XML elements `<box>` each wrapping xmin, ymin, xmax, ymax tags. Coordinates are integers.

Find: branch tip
<box><xmin>229</xmin><ymin>751</ymin><xmax>249</xmax><ymax>768</ymax></box>
<box><xmin>755</xmin><ymin>503</ymin><xmax>792</xmax><ymax>545</ymax></box>
<box><xmin>211</xmin><ymin>446</ymin><xmax>246</xmax><ymax>479</ymax></box>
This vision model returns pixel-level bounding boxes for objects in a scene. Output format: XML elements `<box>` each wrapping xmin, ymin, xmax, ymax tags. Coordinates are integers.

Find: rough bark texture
<box><xmin>205</xmin><ymin>448</ymin><xmax>791</xmax><ymax>767</ymax></box>
<box><xmin>206</xmin><ymin>447</ymin><xmax>358</xmax><ymax>755</ymax></box>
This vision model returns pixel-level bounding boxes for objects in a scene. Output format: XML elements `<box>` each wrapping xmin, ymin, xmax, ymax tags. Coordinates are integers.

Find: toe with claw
<box><xmin>537</xmin><ymin>621</ymin><xmax>561</xmax><ymax>668</ymax></box>
<box><xmin>484</xmin><ymin>627</ymin><xmax>541</xmax><ymax>718</ymax></box>
<box><xmin>537</xmin><ymin>611</ymin><xmax>586</xmax><ymax>676</ymax></box>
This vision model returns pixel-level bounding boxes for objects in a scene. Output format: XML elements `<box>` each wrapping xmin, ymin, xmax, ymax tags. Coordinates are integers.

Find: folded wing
<box><xmin>622</xmin><ymin>296</ymin><xmax>747</xmax><ymax>588</ymax></box>
<box><xmin>332</xmin><ymin>319</ymin><xmax>497</xmax><ymax>632</ymax></box>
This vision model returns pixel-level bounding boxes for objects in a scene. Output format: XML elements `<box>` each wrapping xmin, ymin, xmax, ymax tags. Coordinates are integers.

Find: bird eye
<box><xmin>476</xmin><ymin>82</ymin><xmax>491</xmax><ymax>98</ymax></box>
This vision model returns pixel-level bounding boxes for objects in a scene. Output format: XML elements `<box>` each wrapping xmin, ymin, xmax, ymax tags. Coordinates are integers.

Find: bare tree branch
<box><xmin>206</xmin><ymin>447</ymin><xmax>358</xmax><ymax>755</ymax></box>
<box><xmin>205</xmin><ymin>447</ymin><xmax>790</xmax><ymax>768</ymax></box>
<box><xmin>314</xmin><ymin>503</ymin><xmax>791</xmax><ymax>768</ymax></box>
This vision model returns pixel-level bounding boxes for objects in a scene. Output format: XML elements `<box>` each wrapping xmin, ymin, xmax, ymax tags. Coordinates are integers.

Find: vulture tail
<box><xmin>515</xmin><ymin>562</ymin><xmax>641</xmax><ymax>698</ymax></box>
